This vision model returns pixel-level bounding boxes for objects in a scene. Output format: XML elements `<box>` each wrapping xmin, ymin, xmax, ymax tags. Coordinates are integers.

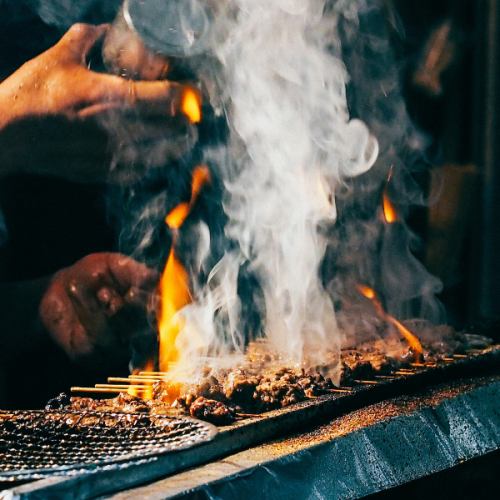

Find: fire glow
<box><xmin>382</xmin><ymin>193</ymin><xmax>398</xmax><ymax>224</ymax></box>
<box><xmin>157</xmin><ymin>166</ymin><xmax>211</xmax><ymax>373</ymax></box>
<box><xmin>357</xmin><ymin>285</ymin><xmax>424</xmax><ymax>362</ymax></box>
<box><xmin>117</xmin><ymin>2</ymin><xmax>439</xmax><ymax>398</ymax></box>
<box><xmin>181</xmin><ymin>88</ymin><xmax>202</xmax><ymax>124</ymax></box>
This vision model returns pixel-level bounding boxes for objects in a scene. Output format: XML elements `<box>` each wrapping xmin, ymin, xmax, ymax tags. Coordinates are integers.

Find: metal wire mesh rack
<box><xmin>0</xmin><ymin>410</ymin><xmax>217</xmax><ymax>482</ymax></box>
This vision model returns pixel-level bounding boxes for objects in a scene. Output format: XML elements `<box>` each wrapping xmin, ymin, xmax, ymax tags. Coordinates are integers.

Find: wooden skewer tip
<box><xmin>71</xmin><ymin>387</ymin><xmax>121</xmax><ymax>394</ymax></box>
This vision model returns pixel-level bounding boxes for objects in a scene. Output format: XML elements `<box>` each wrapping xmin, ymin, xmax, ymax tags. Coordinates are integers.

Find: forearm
<box><xmin>0</xmin><ymin>276</ymin><xmax>53</xmax><ymax>358</ymax></box>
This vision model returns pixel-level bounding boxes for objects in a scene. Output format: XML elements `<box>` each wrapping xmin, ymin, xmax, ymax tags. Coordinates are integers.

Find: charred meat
<box><xmin>189</xmin><ymin>397</ymin><xmax>236</xmax><ymax>425</ymax></box>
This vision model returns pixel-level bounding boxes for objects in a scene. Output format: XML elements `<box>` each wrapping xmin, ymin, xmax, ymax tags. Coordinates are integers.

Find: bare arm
<box><xmin>0</xmin><ymin>253</ymin><xmax>156</xmax><ymax>364</ymax></box>
<box><xmin>0</xmin><ymin>23</ymin><xmax>199</xmax><ymax>181</ymax></box>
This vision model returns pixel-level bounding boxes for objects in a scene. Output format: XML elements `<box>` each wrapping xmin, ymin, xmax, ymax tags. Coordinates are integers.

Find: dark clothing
<box><xmin>0</xmin><ymin>1</ymin><xmax>122</xmax><ymax>407</ymax></box>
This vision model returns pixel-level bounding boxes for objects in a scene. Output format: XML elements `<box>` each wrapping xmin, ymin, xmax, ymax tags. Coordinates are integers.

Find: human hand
<box><xmin>0</xmin><ymin>23</ymin><xmax>198</xmax><ymax>126</ymax></box>
<box><xmin>39</xmin><ymin>253</ymin><xmax>157</xmax><ymax>365</ymax></box>
<box><xmin>0</xmin><ymin>23</ymin><xmax>201</xmax><ymax>181</ymax></box>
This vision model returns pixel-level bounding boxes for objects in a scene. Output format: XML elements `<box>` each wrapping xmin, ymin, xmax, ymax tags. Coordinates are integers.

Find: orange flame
<box><xmin>357</xmin><ymin>284</ymin><xmax>377</xmax><ymax>301</ymax></box>
<box><xmin>157</xmin><ymin>247</ymin><xmax>191</xmax><ymax>369</ymax></box>
<box><xmin>357</xmin><ymin>285</ymin><xmax>423</xmax><ymax>361</ymax></box>
<box><xmin>157</xmin><ymin>165</ymin><xmax>211</xmax><ymax>373</ymax></box>
<box><xmin>132</xmin><ymin>358</ymin><xmax>155</xmax><ymax>376</ymax></box>
<box><xmin>128</xmin><ymin>385</ymin><xmax>153</xmax><ymax>401</ymax></box>
<box><xmin>181</xmin><ymin>88</ymin><xmax>202</xmax><ymax>124</ymax></box>
<box><xmin>382</xmin><ymin>193</ymin><xmax>398</xmax><ymax>224</ymax></box>
<box><xmin>388</xmin><ymin>317</ymin><xmax>424</xmax><ymax>361</ymax></box>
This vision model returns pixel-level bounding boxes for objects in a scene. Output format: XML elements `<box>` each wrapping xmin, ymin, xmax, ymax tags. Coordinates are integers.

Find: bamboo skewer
<box><xmin>236</xmin><ymin>412</ymin><xmax>262</xmax><ymax>418</ymax></box>
<box><xmin>139</xmin><ymin>371</ymin><xmax>171</xmax><ymax>376</ymax></box>
<box><xmin>328</xmin><ymin>388</ymin><xmax>354</xmax><ymax>394</ymax></box>
<box><xmin>71</xmin><ymin>387</ymin><xmax>124</xmax><ymax>394</ymax></box>
<box><xmin>107</xmin><ymin>377</ymin><xmax>157</xmax><ymax>384</ymax></box>
<box><xmin>95</xmin><ymin>384</ymin><xmax>147</xmax><ymax>390</ymax></box>
<box><xmin>70</xmin><ymin>346</ymin><xmax>487</xmax><ymax>402</ymax></box>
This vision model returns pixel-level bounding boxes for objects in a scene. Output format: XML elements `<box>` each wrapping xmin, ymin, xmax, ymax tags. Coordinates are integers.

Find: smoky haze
<box><xmin>170</xmin><ymin>0</ymin><xmax>381</xmax><ymax>383</ymax></box>
<box><xmin>26</xmin><ymin>0</ymin><xmax>441</xmax><ymax>380</ymax></box>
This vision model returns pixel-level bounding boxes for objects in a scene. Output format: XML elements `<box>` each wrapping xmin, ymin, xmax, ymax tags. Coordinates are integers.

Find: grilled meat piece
<box><xmin>251</xmin><ymin>369</ymin><xmax>334</xmax><ymax>410</ymax></box>
<box><xmin>113</xmin><ymin>393</ymin><xmax>150</xmax><ymax>413</ymax></box>
<box><xmin>69</xmin><ymin>394</ymin><xmax>149</xmax><ymax>413</ymax></box>
<box><xmin>178</xmin><ymin>376</ymin><xmax>226</xmax><ymax>408</ymax></box>
<box><xmin>70</xmin><ymin>397</ymin><xmax>107</xmax><ymax>411</ymax></box>
<box><xmin>341</xmin><ymin>347</ymin><xmax>401</xmax><ymax>382</ymax></box>
<box><xmin>152</xmin><ymin>381</ymin><xmax>170</xmax><ymax>401</ymax></box>
<box><xmin>59</xmin><ymin>333</ymin><xmax>494</xmax><ymax>426</ymax></box>
<box><xmin>223</xmin><ymin>370</ymin><xmax>259</xmax><ymax>406</ymax></box>
<box><xmin>189</xmin><ymin>397</ymin><xmax>236</xmax><ymax>425</ymax></box>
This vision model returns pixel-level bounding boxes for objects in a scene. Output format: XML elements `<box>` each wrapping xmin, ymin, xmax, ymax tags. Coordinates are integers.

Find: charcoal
<box><xmin>45</xmin><ymin>393</ymin><xmax>71</xmax><ymax>410</ymax></box>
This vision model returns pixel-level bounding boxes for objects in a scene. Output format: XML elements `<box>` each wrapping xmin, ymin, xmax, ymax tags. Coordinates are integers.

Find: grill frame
<box><xmin>1</xmin><ymin>346</ymin><xmax>499</xmax><ymax>497</ymax></box>
<box><xmin>0</xmin><ymin>411</ymin><xmax>217</xmax><ymax>483</ymax></box>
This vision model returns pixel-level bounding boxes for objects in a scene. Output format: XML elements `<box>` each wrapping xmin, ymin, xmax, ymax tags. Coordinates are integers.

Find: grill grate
<box><xmin>0</xmin><ymin>410</ymin><xmax>217</xmax><ymax>482</ymax></box>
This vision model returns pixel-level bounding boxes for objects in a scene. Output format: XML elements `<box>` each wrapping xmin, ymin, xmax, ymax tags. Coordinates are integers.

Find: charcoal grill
<box><xmin>2</xmin><ymin>345</ymin><xmax>499</xmax><ymax>498</ymax></box>
<box><xmin>0</xmin><ymin>411</ymin><xmax>217</xmax><ymax>483</ymax></box>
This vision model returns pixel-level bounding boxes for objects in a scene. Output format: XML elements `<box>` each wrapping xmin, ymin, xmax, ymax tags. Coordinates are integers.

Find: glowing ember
<box><xmin>357</xmin><ymin>285</ymin><xmax>423</xmax><ymax>361</ymax></box>
<box><xmin>382</xmin><ymin>193</ymin><xmax>398</xmax><ymax>224</ymax></box>
<box><xmin>181</xmin><ymin>88</ymin><xmax>202</xmax><ymax>124</ymax></box>
<box><xmin>357</xmin><ymin>284</ymin><xmax>376</xmax><ymax>301</ymax></box>
<box><xmin>157</xmin><ymin>166</ymin><xmax>211</xmax><ymax>373</ymax></box>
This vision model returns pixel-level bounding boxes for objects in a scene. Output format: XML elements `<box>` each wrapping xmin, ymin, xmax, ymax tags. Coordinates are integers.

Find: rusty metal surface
<box><xmin>0</xmin><ymin>411</ymin><xmax>217</xmax><ymax>483</ymax></box>
<box><xmin>105</xmin><ymin>376</ymin><xmax>500</xmax><ymax>500</ymax></box>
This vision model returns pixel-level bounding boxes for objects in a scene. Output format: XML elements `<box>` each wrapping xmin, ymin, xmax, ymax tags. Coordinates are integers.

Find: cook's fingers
<box><xmin>96</xmin><ymin>286</ymin><xmax>126</xmax><ymax>316</ymax></box>
<box><xmin>77</xmin><ymin>101</ymin><xmax>122</xmax><ymax>118</ymax></box>
<box><xmin>88</xmin><ymin>75</ymin><xmax>201</xmax><ymax>119</ymax></box>
<box><xmin>39</xmin><ymin>283</ymin><xmax>93</xmax><ymax>357</ymax></box>
<box><xmin>123</xmin><ymin>286</ymin><xmax>154</xmax><ymax>309</ymax></box>
<box><xmin>66</xmin><ymin>284</ymin><xmax>119</xmax><ymax>351</ymax></box>
<box><xmin>67</xmin><ymin>321</ymin><xmax>95</xmax><ymax>359</ymax></box>
<box><xmin>66</xmin><ymin>278</ymin><xmax>108</xmax><ymax>339</ymax></box>
<box><xmin>57</xmin><ymin>23</ymin><xmax>109</xmax><ymax>63</ymax></box>
<box><xmin>104</xmin><ymin>253</ymin><xmax>158</xmax><ymax>293</ymax></box>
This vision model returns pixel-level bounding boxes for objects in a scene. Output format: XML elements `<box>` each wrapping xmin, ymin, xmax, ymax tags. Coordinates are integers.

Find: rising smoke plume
<box><xmin>170</xmin><ymin>0</ymin><xmax>379</xmax><ymax>382</ymax></box>
<box><xmin>102</xmin><ymin>0</ymin><xmax>443</xmax><ymax>381</ymax></box>
<box><xmin>20</xmin><ymin>0</ymin><xmax>445</xmax><ymax>379</ymax></box>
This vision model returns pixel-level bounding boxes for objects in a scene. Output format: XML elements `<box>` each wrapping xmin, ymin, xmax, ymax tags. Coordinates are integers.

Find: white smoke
<box><xmin>172</xmin><ymin>0</ymin><xmax>379</xmax><ymax>383</ymax></box>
